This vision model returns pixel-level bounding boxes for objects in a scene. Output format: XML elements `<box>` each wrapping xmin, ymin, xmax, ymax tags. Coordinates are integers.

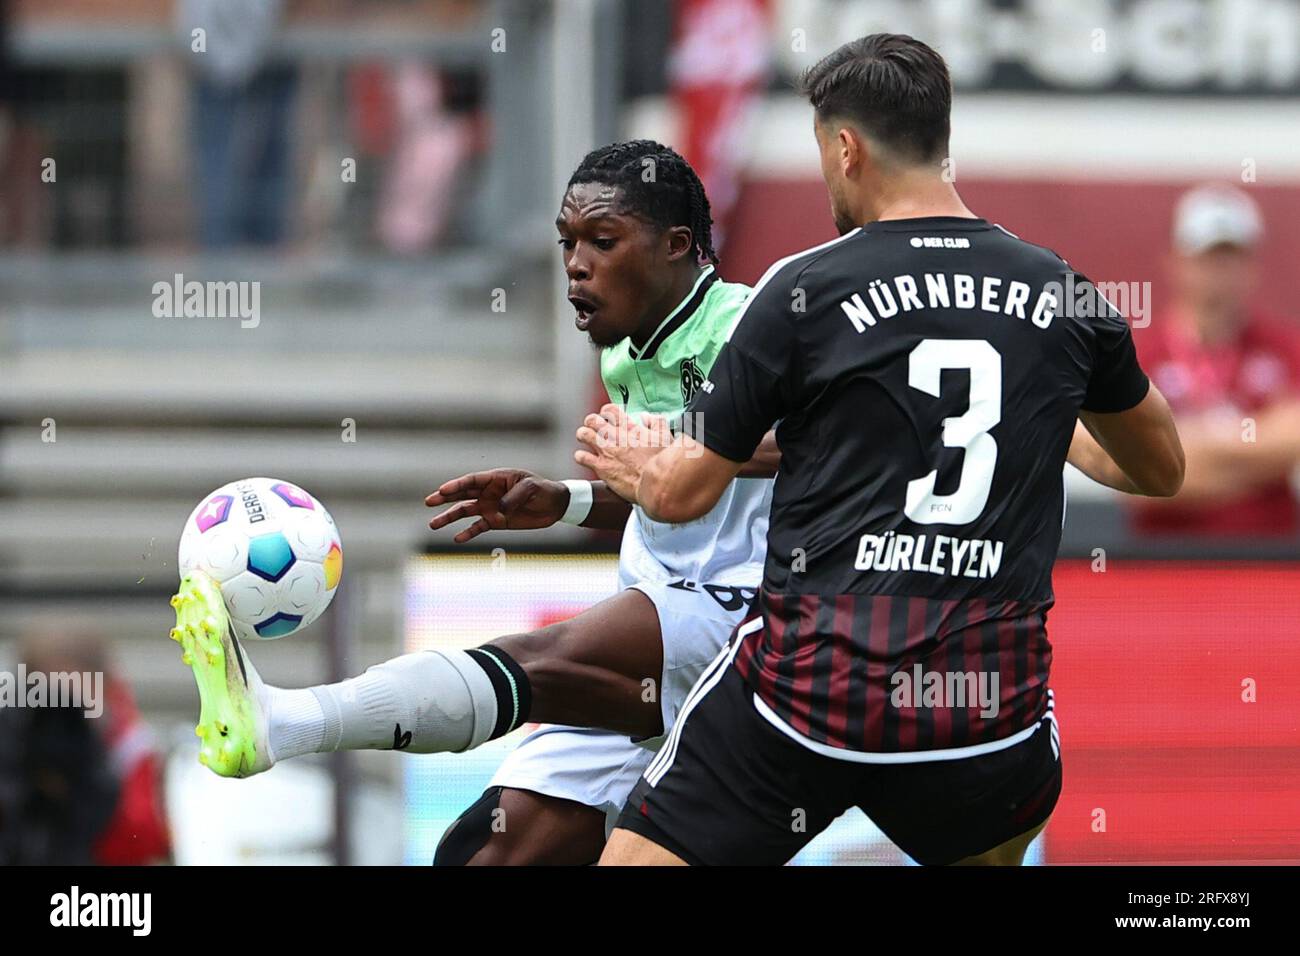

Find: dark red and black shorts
<box><xmin>617</xmin><ymin>648</ymin><xmax>1061</xmax><ymax>866</ymax></box>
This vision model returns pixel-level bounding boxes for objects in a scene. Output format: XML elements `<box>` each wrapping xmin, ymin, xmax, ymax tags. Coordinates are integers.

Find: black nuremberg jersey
<box><xmin>691</xmin><ymin>217</ymin><xmax>1149</xmax><ymax>756</ymax></box>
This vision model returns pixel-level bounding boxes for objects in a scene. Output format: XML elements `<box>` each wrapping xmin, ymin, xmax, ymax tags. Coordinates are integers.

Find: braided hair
<box><xmin>566</xmin><ymin>140</ymin><xmax>719</xmax><ymax>266</ymax></box>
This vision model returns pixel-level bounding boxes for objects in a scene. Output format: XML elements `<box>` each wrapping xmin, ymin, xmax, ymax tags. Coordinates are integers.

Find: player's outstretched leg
<box><xmin>487</xmin><ymin>588</ymin><xmax>665</xmax><ymax>738</ymax></box>
<box><xmin>433</xmin><ymin>787</ymin><xmax>606</xmax><ymax>866</ymax></box>
<box><xmin>176</xmin><ymin>587</ymin><xmax>665</xmax><ymax>776</ymax></box>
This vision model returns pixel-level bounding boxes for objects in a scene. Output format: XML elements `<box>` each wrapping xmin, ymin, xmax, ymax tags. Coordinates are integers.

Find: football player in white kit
<box><xmin>167</xmin><ymin>141</ymin><xmax>775</xmax><ymax>864</ymax></box>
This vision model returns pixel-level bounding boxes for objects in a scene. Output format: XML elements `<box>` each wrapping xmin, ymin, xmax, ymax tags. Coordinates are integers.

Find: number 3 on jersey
<box><xmin>904</xmin><ymin>339</ymin><xmax>1001</xmax><ymax>525</ymax></box>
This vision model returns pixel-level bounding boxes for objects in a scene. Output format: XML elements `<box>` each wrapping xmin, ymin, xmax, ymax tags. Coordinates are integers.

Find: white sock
<box><xmin>266</xmin><ymin>688</ymin><xmax>327</xmax><ymax>763</ymax></box>
<box><xmin>266</xmin><ymin>650</ymin><xmax>503</xmax><ymax>762</ymax></box>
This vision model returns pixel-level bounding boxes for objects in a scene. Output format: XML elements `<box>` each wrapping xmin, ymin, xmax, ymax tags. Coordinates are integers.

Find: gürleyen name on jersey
<box><xmin>840</xmin><ymin>271</ymin><xmax>1060</xmax><ymax>333</ymax></box>
<box><xmin>855</xmin><ymin>531</ymin><xmax>1005</xmax><ymax>580</ymax></box>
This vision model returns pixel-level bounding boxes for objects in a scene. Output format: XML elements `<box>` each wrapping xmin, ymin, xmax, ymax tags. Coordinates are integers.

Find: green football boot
<box><xmin>169</xmin><ymin>571</ymin><xmax>274</xmax><ymax>778</ymax></box>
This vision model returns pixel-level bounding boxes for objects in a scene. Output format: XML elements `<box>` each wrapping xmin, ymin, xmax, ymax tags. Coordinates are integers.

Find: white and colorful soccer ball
<box><xmin>178</xmin><ymin>477</ymin><xmax>343</xmax><ymax>641</ymax></box>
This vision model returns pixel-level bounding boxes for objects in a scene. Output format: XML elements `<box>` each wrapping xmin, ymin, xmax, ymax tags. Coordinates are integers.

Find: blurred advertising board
<box><xmin>404</xmin><ymin>552</ymin><xmax>1300</xmax><ymax>864</ymax></box>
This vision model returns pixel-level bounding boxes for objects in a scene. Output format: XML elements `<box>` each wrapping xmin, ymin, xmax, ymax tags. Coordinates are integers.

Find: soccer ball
<box><xmin>178</xmin><ymin>477</ymin><xmax>343</xmax><ymax>641</ymax></box>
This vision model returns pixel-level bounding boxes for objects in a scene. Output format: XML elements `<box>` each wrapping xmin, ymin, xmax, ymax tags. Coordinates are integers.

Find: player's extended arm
<box><xmin>425</xmin><ymin>468</ymin><xmax>631</xmax><ymax>542</ymax></box>
<box><xmin>1067</xmin><ymin>422</ymin><xmax>1141</xmax><ymax>494</ymax></box>
<box><xmin>1072</xmin><ymin>384</ymin><xmax>1185</xmax><ymax>497</ymax></box>
<box><xmin>575</xmin><ymin>405</ymin><xmax>743</xmax><ymax>524</ymax></box>
<box><xmin>637</xmin><ymin>440</ymin><xmax>742</xmax><ymax>522</ymax></box>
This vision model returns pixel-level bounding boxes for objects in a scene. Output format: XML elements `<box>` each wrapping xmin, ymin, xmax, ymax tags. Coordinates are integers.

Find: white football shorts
<box><xmin>489</xmin><ymin>576</ymin><xmax>758</xmax><ymax>828</ymax></box>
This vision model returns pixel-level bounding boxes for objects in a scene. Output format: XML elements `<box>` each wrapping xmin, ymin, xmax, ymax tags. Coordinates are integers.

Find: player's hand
<box><xmin>425</xmin><ymin>469</ymin><xmax>569</xmax><ymax>543</ymax></box>
<box><xmin>574</xmin><ymin>404</ymin><xmax>670</xmax><ymax>503</ymax></box>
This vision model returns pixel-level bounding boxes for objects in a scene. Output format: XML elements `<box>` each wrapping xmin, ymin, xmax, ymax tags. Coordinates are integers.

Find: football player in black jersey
<box><xmin>578</xmin><ymin>33</ymin><xmax>1183</xmax><ymax>866</ymax></box>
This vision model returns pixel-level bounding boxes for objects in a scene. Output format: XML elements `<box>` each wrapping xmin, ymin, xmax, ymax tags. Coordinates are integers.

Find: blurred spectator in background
<box><xmin>0</xmin><ymin>633</ymin><xmax>170</xmax><ymax>865</ymax></box>
<box><xmin>0</xmin><ymin>0</ymin><xmax>129</xmax><ymax>248</ymax></box>
<box><xmin>1130</xmin><ymin>184</ymin><xmax>1300</xmax><ymax>538</ymax></box>
<box><xmin>94</xmin><ymin>649</ymin><xmax>172</xmax><ymax>865</ymax></box>
<box><xmin>0</xmin><ymin>0</ymin><xmax>20</xmax><ymax>241</ymax></box>
<box><xmin>374</xmin><ymin>65</ymin><xmax>475</xmax><ymax>255</ymax></box>
<box><xmin>668</xmin><ymin>0</ymin><xmax>772</xmax><ymax>253</ymax></box>
<box><xmin>179</xmin><ymin>0</ymin><xmax>297</xmax><ymax>248</ymax></box>
<box><xmin>0</xmin><ymin>0</ymin><xmax>47</xmax><ymax>246</ymax></box>
<box><xmin>0</xmin><ymin>634</ymin><xmax>117</xmax><ymax>864</ymax></box>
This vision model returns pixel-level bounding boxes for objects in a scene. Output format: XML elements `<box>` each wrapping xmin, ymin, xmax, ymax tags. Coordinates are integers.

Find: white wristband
<box><xmin>559</xmin><ymin>479</ymin><xmax>594</xmax><ymax>525</ymax></box>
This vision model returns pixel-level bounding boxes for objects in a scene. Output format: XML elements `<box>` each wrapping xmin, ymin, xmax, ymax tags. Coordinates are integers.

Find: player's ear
<box><xmin>665</xmin><ymin>225</ymin><xmax>695</xmax><ymax>263</ymax></box>
<box><xmin>838</xmin><ymin>125</ymin><xmax>865</xmax><ymax>177</ymax></box>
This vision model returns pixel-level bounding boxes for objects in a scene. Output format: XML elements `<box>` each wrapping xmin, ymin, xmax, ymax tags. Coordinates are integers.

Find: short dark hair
<box><xmin>566</xmin><ymin>140</ymin><xmax>719</xmax><ymax>265</ymax></box>
<box><xmin>799</xmin><ymin>34</ymin><xmax>951</xmax><ymax>164</ymax></box>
